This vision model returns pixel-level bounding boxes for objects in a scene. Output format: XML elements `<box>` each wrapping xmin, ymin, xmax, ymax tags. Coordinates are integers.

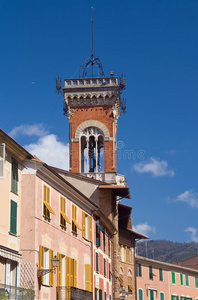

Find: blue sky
<box><xmin>1</xmin><ymin>0</ymin><xmax>198</xmax><ymax>243</ymax></box>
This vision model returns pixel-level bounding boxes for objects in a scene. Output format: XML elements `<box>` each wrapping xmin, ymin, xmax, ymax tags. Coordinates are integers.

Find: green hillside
<box><xmin>136</xmin><ymin>240</ymin><xmax>198</xmax><ymax>263</ymax></box>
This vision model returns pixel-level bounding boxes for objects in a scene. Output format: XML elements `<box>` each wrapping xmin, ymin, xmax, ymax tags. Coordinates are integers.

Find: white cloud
<box><xmin>175</xmin><ymin>190</ymin><xmax>198</xmax><ymax>208</ymax></box>
<box><xmin>9</xmin><ymin>124</ymin><xmax>47</xmax><ymax>138</ymax></box>
<box><xmin>24</xmin><ymin>134</ymin><xmax>69</xmax><ymax>170</ymax></box>
<box><xmin>185</xmin><ymin>227</ymin><xmax>198</xmax><ymax>242</ymax></box>
<box><xmin>133</xmin><ymin>157</ymin><xmax>174</xmax><ymax>177</ymax></box>
<box><xmin>133</xmin><ymin>222</ymin><xmax>156</xmax><ymax>236</ymax></box>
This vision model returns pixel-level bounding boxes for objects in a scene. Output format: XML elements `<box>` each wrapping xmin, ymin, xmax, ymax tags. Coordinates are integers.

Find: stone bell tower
<box><xmin>62</xmin><ymin>10</ymin><xmax>126</xmax><ymax>183</ymax></box>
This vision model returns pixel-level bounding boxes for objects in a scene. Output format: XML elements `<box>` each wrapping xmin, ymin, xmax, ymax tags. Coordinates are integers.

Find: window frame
<box><xmin>82</xmin><ymin>211</ymin><xmax>92</xmax><ymax>241</ymax></box>
<box><xmin>136</xmin><ymin>263</ymin><xmax>142</xmax><ymax>277</ymax></box>
<box><xmin>149</xmin><ymin>266</ymin><xmax>153</xmax><ymax>280</ymax></box>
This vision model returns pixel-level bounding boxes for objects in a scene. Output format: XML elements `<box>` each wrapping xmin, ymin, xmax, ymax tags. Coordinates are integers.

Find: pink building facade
<box><xmin>136</xmin><ymin>256</ymin><xmax>198</xmax><ymax>300</ymax></box>
<box><xmin>21</xmin><ymin>158</ymin><xmax>98</xmax><ymax>300</ymax></box>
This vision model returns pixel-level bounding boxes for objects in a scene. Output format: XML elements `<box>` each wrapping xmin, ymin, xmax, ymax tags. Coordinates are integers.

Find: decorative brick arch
<box><xmin>74</xmin><ymin>120</ymin><xmax>110</xmax><ymax>139</ymax></box>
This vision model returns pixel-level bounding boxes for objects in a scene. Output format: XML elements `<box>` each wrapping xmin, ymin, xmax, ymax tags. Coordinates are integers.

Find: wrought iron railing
<box><xmin>57</xmin><ymin>286</ymin><xmax>92</xmax><ymax>300</ymax></box>
<box><xmin>0</xmin><ymin>283</ymin><xmax>34</xmax><ymax>300</ymax></box>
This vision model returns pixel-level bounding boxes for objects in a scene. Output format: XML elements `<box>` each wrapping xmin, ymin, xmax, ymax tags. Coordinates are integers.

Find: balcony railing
<box><xmin>57</xmin><ymin>286</ymin><xmax>92</xmax><ymax>300</ymax></box>
<box><xmin>0</xmin><ymin>283</ymin><xmax>34</xmax><ymax>300</ymax></box>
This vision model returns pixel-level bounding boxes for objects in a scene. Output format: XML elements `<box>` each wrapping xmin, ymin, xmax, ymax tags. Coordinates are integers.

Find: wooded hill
<box><xmin>136</xmin><ymin>240</ymin><xmax>198</xmax><ymax>263</ymax></box>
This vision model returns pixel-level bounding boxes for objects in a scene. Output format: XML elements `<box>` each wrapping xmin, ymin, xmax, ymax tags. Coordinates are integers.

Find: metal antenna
<box><xmin>79</xmin><ymin>7</ymin><xmax>104</xmax><ymax>78</ymax></box>
<box><xmin>91</xmin><ymin>7</ymin><xmax>94</xmax><ymax>77</ymax></box>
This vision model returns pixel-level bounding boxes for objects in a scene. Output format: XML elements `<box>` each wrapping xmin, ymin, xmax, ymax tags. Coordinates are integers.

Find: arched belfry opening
<box><xmin>80</xmin><ymin>127</ymin><xmax>104</xmax><ymax>173</ymax></box>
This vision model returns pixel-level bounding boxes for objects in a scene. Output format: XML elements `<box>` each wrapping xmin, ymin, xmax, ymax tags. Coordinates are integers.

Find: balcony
<box><xmin>57</xmin><ymin>286</ymin><xmax>92</xmax><ymax>300</ymax></box>
<box><xmin>0</xmin><ymin>284</ymin><xmax>34</xmax><ymax>300</ymax></box>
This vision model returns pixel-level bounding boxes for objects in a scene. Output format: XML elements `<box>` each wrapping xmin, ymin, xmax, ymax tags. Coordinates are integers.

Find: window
<box><xmin>96</xmin><ymin>252</ymin><xmax>99</xmax><ymax>272</ymax></box>
<box><xmin>39</xmin><ymin>245</ymin><xmax>54</xmax><ymax>286</ymax></box>
<box><xmin>72</xmin><ymin>204</ymin><xmax>81</xmax><ymax>234</ymax></box>
<box><xmin>128</xmin><ymin>276</ymin><xmax>132</xmax><ymax>295</ymax></box>
<box><xmin>95</xmin><ymin>217</ymin><xmax>101</xmax><ymax>247</ymax></box>
<box><xmin>11</xmin><ymin>158</ymin><xmax>18</xmax><ymax>194</ymax></box>
<box><xmin>43</xmin><ymin>185</ymin><xmax>55</xmax><ymax>221</ymax></box>
<box><xmin>103</xmin><ymin>231</ymin><xmax>106</xmax><ymax>252</ymax></box>
<box><xmin>104</xmin><ymin>292</ymin><xmax>107</xmax><ymax>300</ymax></box>
<box><xmin>149</xmin><ymin>266</ymin><xmax>153</xmax><ymax>280</ymax></box>
<box><xmin>104</xmin><ymin>258</ymin><xmax>106</xmax><ymax>277</ymax></box>
<box><xmin>172</xmin><ymin>272</ymin><xmax>176</xmax><ymax>284</ymax></box>
<box><xmin>136</xmin><ymin>263</ymin><xmax>142</xmax><ymax>277</ymax></box>
<box><xmin>171</xmin><ymin>295</ymin><xmax>178</xmax><ymax>300</ymax></box>
<box><xmin>60</xmin><ymin>196</ymin><xmax>71</xmax><ymax>230</ymax></box>
<box><xmin>138</xmin><ymin>289</ymin><xmax>143</xmax><ymax>300</ymax></box>
<box><xmin>119</xmin><ymin>274</ymin><xmax>123</xmax><ymax>287</ymax></box>
<box><xmin>108</xmin><ymin>237</ymin><xmax>110</xmax><ymax>257</ymax></box>
<box><xmin>159</xmin><ymin>268</ymin><xmax>163</xmax><ymax>281</ymax></box>
<box><xmin>118</xmin><ymin>245</ymin><xmax>121</xmax><ymax>261</ymax></box>
<box><xmin>185</xmin><ymin>274</ymin><xmax>189</xmax><ymax>286</ymax></box>
<box><xmin>82</xmin><ymin>212</ymin><xmax>92</xmax><ymax>241</ymax></box>
<box><xmin>195</xmin><ymin>276</ymin><xmax>198</xmax><ymax>288</ymax></box>
<box><xmin>99</xmin><ymin>290</ymin><xmax>102</xmax><ymax>300</ymax></box>
<box><xmin>160</xmin><ymin>293</ymin><xmax>164</xmax><ymax>300</ymax></box>
<box><xmin>10</xmin><ymin>200</ymin><xmax>17</xmax><ymax>235</ymax></box>
<box><xmin>0</xmin><ymin>143</ymin><xmax>5</xmax><ymax>179</ymax></box>
<box><xmin>126</xmin><ymin>248</ymin><xmax>131</xmax><ymax>263</ymax></box>
<box><xmin>180</xmin><ymin>273</ymin><xmax>183</xmax><ymax>285</ymax></box>
<box><xmin>85</xmin><ymin>264</ymin><xmax>92</xmax><ymax>292</ymax></box>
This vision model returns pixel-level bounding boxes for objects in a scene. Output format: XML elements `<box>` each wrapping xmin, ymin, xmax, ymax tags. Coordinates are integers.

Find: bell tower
<box><xmin>62</xmin><ymin>9</ymin><xmax>126</xmax><ymax>183</ymax></box>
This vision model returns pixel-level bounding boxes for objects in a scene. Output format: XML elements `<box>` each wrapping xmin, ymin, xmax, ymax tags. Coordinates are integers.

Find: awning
<box><xmin>44</xmin><ymin>201</ymin><xmax>55</xmax><ymax>215</ymax></box>
<box><xmin>0</xmin><ymin>247</ymin><xmax>21</xmax><ymax>263</ymax></box>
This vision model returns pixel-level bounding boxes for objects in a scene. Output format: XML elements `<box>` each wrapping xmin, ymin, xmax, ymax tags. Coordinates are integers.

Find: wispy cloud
<box><xmin>185</xmin><ymin>227</ymin><xmax>198</xmax><ymax>242</ymax></box>
<box><xmin>133</xmin><ymin>157</ymin><xmax>174</xmax><ymax>177</ymax></box>
<box><xmin>175</xmin><ymin>190</ymin><xmax>198</xmax><ymax>208</ymax></box>
<box><xmin>9</xmin><ymin>124</ymin><xmax>47</xmax><ymax>138</ymax></box>
<box><xmin>24</xmin><ymin>134</ymin><xmax>69</xmax><ymax>170</ymax></box>
<box><xmin>133</xmin><ymin>222</ymin><xmax>156</xmax><ymax>236</ymax></box>
<box><xmin>164</xmin><ymin>149</ymin><xmax>177</xmax><ymax>155</ymax></box>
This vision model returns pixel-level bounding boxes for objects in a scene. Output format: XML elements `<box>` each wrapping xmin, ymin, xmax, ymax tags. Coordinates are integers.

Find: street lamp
<box><xmin>37</xmin><ymin>255</ymin><xmax>59</xmax><ymax>278</ymax></box>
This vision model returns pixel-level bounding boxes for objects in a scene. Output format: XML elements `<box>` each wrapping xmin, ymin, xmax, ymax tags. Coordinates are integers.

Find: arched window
<box><xmin>80</xmin><ymin>127</ymin><xmax>104</xmax><ymax>173</ymax></box>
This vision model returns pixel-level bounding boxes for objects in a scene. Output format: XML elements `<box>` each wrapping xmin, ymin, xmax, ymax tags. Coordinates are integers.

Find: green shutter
<box><xmin>159</xmin><ymin>268</ymin><xmax>163</xmax><ymax>281</ymax></box>
<box><xmin>160</xmin><ymin>293</ymin><xmax>164</xmax><ymax>300</ymax></box>
<box><xmin>10</xmin><ymin>200</ymin><xmax>17</xmax><ymax>234</ymax></box>
<box><xmin>195</xmin><ymin>277</ymin><xmax>198</xmax><ymax>288</ymax></box>
<box><xmin>172</xmin><ymin>272</ymin><xmax>176</xmax><ymax>284</ymax></box>
<box><xmin>150</xmin><ymin>290</ymin><xmax>154</xmax><ymax>300</ymax></box>
<box><xmin>185</xmin><ymin>275</ymin><xmax>189</xmax><ymax>286</ymax></box>
<box><xmin>139</xmin><ymin>289</ymin><xmax>143</xmax><ymax>300</ymax></box>
<box><xmin>180</xmin><ymin>274</ymin><xmax>183</xmax><ymax>285</ymax></box>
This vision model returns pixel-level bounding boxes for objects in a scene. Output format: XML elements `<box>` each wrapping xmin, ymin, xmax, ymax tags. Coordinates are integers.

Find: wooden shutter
<box><xmin>39</xmin><ymin>245</ymin><xmax>44</xmax><ymax>284</ymax></box>
<box><xmin>85</xmin><ymin>264</ymin><xmax>90</xmax><ymax>291</ymax></box>
<box><xmin>128</xmin><ymin>276</ymin><xmax>132</xmax><ymax>292</ymax></box>
<box><xmin>89</xmin><ymin>215</ymin><xmax>92</xmax><ymax>241</ymax></box>
<box><xmin>49</xmin><ymin>249</ymin><xmax>54</xmax><ymax>286</ymax></box>
<box><xmin>172</xmin><ymin>272</ymin><xmax>175</xmax><ymax>284</ymax></box>
<box><xmin>10</xmin><ymin>200</ymin><xmax>17</xmax><ymax>235</ymax></box>
<box><xmin>73</xmin><ymin>259</ymin><xmax>77</xmax><ymax>287</ymax></box>
<box><xmin>70</xmin><ymin>258</ymin><xmax>74</xmax><ymax>287</ymax></box>
<box><xmin>66</xmin><ymin>256</ymin><xmax>70</xmax><ymax>286</ymax></box>
<box><xmin>0</xmin><ymin>143</ymin><xmax>5</xmax><ymax>179</ymax></box>
<box><xmin>82</xmin><ymin>211</ymin><xmax>85</xmax><ymax>238</ymax></box>
<box><xmin>57</xmin><ymin>253</ymin><xmax>62</xmax><ymax>287</ymax></box>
